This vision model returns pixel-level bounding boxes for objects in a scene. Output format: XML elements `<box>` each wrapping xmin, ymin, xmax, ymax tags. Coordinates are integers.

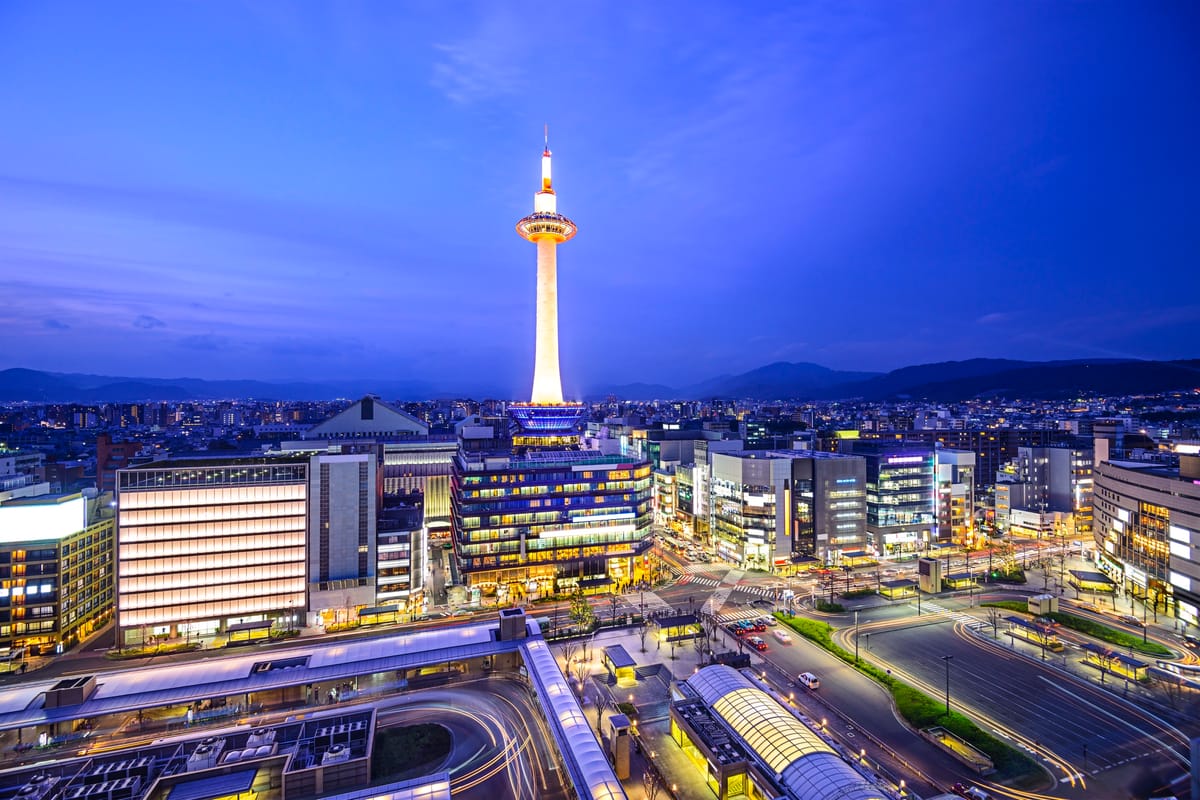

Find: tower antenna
<box><xmin>544</xmin><ymin>124</ymin><xmax>549</xmax><ymax>151</ymax></box>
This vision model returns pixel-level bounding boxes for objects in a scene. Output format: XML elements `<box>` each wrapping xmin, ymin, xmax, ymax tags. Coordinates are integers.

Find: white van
<box><xmin>797</xmin><ymin>672</ymin><xmax>820</xmax><ymax>689</ymax></box>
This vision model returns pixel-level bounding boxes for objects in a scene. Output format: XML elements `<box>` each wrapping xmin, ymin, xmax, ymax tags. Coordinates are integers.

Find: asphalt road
<box><xmin>857</xmin><ymin>605</ymin><xmax>1196</xmax><ymax>800</ymax></box>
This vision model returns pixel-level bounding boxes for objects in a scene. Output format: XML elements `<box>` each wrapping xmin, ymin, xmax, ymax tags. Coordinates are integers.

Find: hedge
<box><xmin>981</xmin><ymin>602</ymin><xmax>1171</xmax><ymax>657</ymax></box>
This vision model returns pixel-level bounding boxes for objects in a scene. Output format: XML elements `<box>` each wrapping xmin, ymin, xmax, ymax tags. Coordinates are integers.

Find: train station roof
<box><xmin>686</xmin><ymin>666</ymin><xmax>886</xmax><ymax>800</ymax></box>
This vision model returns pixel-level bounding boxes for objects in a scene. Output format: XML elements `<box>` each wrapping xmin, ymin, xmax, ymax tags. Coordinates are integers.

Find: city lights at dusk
<box><xmin>1</xmin><ymin>6</ymin><xmax>1198</xmax><ymax>800</ymax></box>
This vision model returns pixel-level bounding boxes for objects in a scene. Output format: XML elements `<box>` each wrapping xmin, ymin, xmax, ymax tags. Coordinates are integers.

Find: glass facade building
<box><xmin>838</xmin><ymin>442</ymin><xmax>936</xmax><ymax>556</ymax></box>
<box><xmin>451</xmin><ymin>448</ymin><xmax>653</xmax><ymax>600</ymax></box>
<box><xmin>709</xmin><ymin>451</ymin><xmax>866</xmax><ymax>569</ymax></box>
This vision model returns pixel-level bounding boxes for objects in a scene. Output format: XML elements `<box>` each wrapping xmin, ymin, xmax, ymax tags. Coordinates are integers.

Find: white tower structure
<box><xmin>516</xmin><ymin>128</ymin><xmax>577</xmax><ymax>404</ymax></box>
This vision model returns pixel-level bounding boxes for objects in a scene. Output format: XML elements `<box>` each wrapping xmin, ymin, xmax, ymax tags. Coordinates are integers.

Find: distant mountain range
<box><xmin>597</xmin><ymin>358</ymin><xmax>1200</xmax><ymax>401</ymax></box>
<box><xmin>0</xmin><ymin>358</ymin><xmax>1197</xmax><ymax>403</ymax></box>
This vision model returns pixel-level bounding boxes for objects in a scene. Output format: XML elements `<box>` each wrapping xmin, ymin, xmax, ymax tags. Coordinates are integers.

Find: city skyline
<box><xmin>2</xmin><ymin>3</ymin><xmax>1197</xmax><ymax>393</ymax></box>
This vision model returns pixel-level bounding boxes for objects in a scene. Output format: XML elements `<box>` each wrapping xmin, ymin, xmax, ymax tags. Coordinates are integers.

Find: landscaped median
<box><xmin>981</xmin><ymin>601</ymin><xmax>1172</xmax><ymax>657</ymax></box>
<box><xmin>774</xmin><ymin>612</ymin><xmax>1042</xmax><ymax>784</ymax></box>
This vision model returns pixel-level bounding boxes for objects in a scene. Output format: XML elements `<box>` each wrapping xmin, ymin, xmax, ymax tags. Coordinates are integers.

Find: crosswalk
<box><xmin>714</xmin><ymin>609</ymin><xmax>770</xmax><ymax>624</ymax></box>
<box><xmin>676</xmin><ymin>575</ymin><xmax>782</xmax><ymax>598</ymax></box>
<box><xmin>920</xmin><ymin>601</ymin><xmax>988</xmax><ymax>631</ymax></box>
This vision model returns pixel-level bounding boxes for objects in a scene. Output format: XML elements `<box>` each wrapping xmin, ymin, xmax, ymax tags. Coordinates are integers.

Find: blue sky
<box><xmin>1</xmin><ymin>2</ymin><xmax>1197</xmax><ymax>396</ymax></box>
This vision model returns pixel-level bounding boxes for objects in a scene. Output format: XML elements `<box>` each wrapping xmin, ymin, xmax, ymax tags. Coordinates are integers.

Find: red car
<box><xmin>747</xmin><ymin>636</ymin><xmax>768</xmax><ymax>651</ymax></box>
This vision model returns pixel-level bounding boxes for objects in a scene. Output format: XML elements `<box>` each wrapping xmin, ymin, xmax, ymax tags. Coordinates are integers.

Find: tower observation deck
<box><xmin>512</xmin><ymin>130</ymin><xmax>583</xmax><ymax>436</ymax></box>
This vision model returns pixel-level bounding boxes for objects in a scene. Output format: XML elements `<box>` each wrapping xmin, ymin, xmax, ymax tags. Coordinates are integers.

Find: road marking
<box><xmin>1036</xmin><ymin>675</ymin><xmax>1182</xmax><ymax>757</ymax></box>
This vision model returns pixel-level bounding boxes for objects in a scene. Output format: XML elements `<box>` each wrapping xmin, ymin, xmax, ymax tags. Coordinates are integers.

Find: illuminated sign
<box><xmin>886</xmin><ymin>456</ymin><xmax>925</xmax><ymax>465</ymax></box>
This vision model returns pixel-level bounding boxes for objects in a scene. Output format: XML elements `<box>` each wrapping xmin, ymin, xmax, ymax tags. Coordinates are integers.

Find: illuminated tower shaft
<box><xmin>533</xmin><ymin>238</ymin><xmax>562</xmax><ymax>403</ymax></box>
<box><xmin>517</xmin><ymin>138</ymin><xmax>577</xmax><ymax>404</ymax></box>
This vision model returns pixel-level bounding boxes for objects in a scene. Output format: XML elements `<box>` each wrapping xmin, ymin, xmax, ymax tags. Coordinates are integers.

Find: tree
<box><xmin>570</xmin><ymin>590</ymin><xmax>596</xmax><ymax>632</ymax></box>
<box><xmin>693</xmin><ymin>625</ymin><xmax>709</xmax><ymax>665</ymax></box>
<box><xmin>986</xmin><ymin>607</ymin><xmax>1002</xmax><ymax>639</ymax></box>
<box><xmin>642</xmin><ymin>769</ymin><xmax>663</xmax><ymax>800</ymax></box>
<box><xmin>608</xmin><ymin>592</ymin><xmax>619</xmax><ymax>625</ymax></box>
<box><xmin>639</xmin><ymin>622</ymin><xmax>650</xmax><ymax>653</ymax></box>
<box><xmin>559</xmin><ymin>641</ymin><xmax>580</xmax><ymax>668</ymax></box>
<box><xmin>574</xmin><ymin>659</ymin><xmax>590</xmax><ymax>691</ymax></box>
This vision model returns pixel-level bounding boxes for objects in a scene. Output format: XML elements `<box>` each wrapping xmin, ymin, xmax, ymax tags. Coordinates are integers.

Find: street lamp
<box><xmin>941</xmin><ymin>655</ymin><xmax>953</xmax><ymax>717</ymax></box>
<box><xmin>854</xmin><ymin>610</ymin><xmax>860</xmax><ymax>664</ymax></box>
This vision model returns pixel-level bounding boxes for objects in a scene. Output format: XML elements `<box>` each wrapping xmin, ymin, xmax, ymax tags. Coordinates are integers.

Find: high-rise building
<box><xmin>708</xmin><ymin>450</ymin><xmax>866</xmax><ymax>569</ymax></box>
<box><xmin>935</xmin><ymin>449</ymin><xmax>976</xmax><ymax>546</ymax></box>
<box><xmin>995</xmin><ymin>445</ymin><xmax>1093</xmax><ymax>537</ymax></box>
<box><xmin>450</xmin><ymin>137</ymin><xmax>654</xmax><ymax>601</ymax></box>
<box><xmin>115</xmin><ymin>452</ymin><xmax>378</xmax><ymax>644</ymax></box>
<box><xmin>837</xmin><ymin>441</ymin><xmax>936</xmax><ymax>557</ymax></box>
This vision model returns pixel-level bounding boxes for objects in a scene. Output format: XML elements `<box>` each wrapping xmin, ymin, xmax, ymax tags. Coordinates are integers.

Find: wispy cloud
<box><xmin>976</xmin><ymin>312</ymin><xmax>1014</xmax><ymax>325</ymax></box>
<box><xmin>430</xmin><ymin>10</ymin><xmax>526</xmax><ymax>105</ymax></box>
<box><xmin>133</xmin><ymin>315</ymin><xmax>166</xmax><ymax>329</ymax></box>
<box><xmin>42</xmin><ymin>318</ymin><xmax>70</xmax><ymax>330</ymax></box>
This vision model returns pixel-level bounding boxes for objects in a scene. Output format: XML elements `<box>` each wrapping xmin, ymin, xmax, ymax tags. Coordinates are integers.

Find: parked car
<box><xmin>759</xmin><ymin>616</ymin><xmax>778</xmax><ymax>627</ymax></box>
<box><xmin>747</xmin><ymin>636</ymin><xmax>768</xmax><ymax>651</ymax></box>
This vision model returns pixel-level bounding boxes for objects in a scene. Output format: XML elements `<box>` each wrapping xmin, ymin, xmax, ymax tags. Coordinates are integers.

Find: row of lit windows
<box><xmin>118</xmin><ymin>579</ymin><xmax>305</xmax><ymax>612</ymax></box>
<box><xmin>119</xmin><ymin>533</ymin><xmax>305</xmax><ymax>561</ymax></box>
<box><xmin>118</xmin><ymin>591</ymin><xmax>305</xmax><ymax>628</ymax></box>
<box><xmin>457</xmin><ymin>509</ymin><xmax>651</xmax><ymax>539</ymax></box>
<box><xmin>463</xmin><ymin>478</ymin><xmax>648</xmax><ymax>499</ymax></box>
<box><xmin>461</xmin><ymin>529</ymin><xmax>646</xmax><ymax>555</ymax></box>
<box><xmin>119</xmin><ymin>547</ymin><xmax>305</xmax><ymax>576</ymax></box>
<box><xmin>120</xmin><ymin>563</ymin><xmax>304</xmax><ymax>594</ymax></box>
<box><xmin>456</xmin><ymin>492</ymin><xmax>650</xmax><ymax>517</ymax></box>
<box><xmin>118</xmin><ymin>484</ymin><xmax>306</xmax><ymax>509</ymax></box>
<box><xmin>118</xmin><ymin>464</ymin><xmax>307</xmax><ymax>491</ymax></box>
<box><xmin>120</xmin><ymin>500</ymin><xmax>306</xmax><ymax>526</ymax></box>
<box><xmin>118</xmin><ymin>517</ymin><xmax>306</xmax><ymax>543</ymax></box>
<box><xmin>460</xmin><ymin>545</ymin><xmax>637</xmax><ymax>570</ymax></box>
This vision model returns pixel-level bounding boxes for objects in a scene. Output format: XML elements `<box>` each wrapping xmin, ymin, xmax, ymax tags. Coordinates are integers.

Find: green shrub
<box><xmin>814</xmin><ymin>600</ymin><xmax>846</xmax><ymax>613</ymax></box>
<box><xmin>842</xmin><ymin>588</ymin><xmax>877</xmax><ymax>599</ymax></box>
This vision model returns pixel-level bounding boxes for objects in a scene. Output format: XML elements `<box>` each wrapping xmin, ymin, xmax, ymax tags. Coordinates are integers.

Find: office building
<box><xmin>376</xmin><ymin>490</ymin><xmax>426</xmax><ymax>610</ymax></box>
<box><xmin>1093</xmin><ymin>442</ymin><xmax>1200</xmax><ymax>627</ymax></box>
<box><xmin>115</xmin><ymin>452</ymin><xmax>377</xmax><ymax>645</ymax></box>
<box><xmin>0</xmin><ymin>490</ymin><xmax>114</xmax><ymax>657</ymax></box>
<box><xmin>708</xmin><ymin>450</ymin><xmax>866</xmax><ymax>569</ymax></box>
<box><xmin>837</xmin><ymin>441</ymin><xmax>936</xmax><ymax>557</ymax></box>
<box><xmin>935</xmin><ymin>449</ymin><xmax>976</xmax><ymax>545</ymax></box>
<box><xmin>995</xmin><ymin>445</ymin><xmax>1093</xmax><ymax>536</ymax></box>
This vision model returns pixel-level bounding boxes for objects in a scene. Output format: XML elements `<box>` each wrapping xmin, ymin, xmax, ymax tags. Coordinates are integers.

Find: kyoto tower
<box><xmin>516</xmin><ymin>128</ymin><xmax>577</xmax><ymax>405</ymax></box>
